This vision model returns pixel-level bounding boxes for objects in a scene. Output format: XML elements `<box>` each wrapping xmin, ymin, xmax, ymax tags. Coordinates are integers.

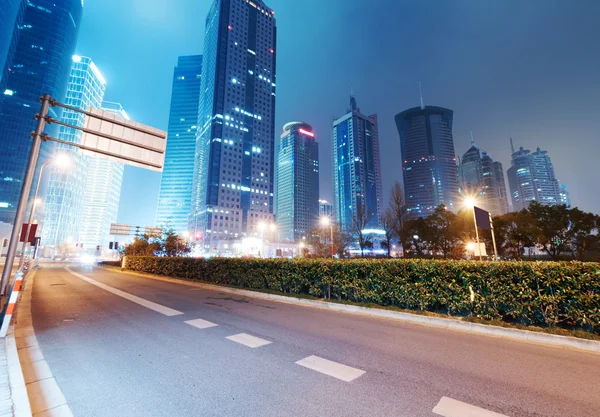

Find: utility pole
<box><xmin>1</xmin><ymin>95</ymin><xmax>51</xmax><ymax>295</ymax></box>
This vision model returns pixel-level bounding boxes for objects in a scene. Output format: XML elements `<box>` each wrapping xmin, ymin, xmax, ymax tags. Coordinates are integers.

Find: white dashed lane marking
<box><xmin>184</xmin><ymin>318</ymin><xmax>218</xmax><ymax>329</ymax></box>
<box><xmin>295</xmin><ymin>355</ymin><xmax>365</xmax><ymax>382</ymax></box>
<box><xmin>433</xmin><ymin>397</ymin><xmax>509</xmax><ymax>417</ymax></box>
<box><xmin>226</xmin><ymin>333</ymin><xmax>272</xmax><ymax>348</ymax></box>
<box><xmin>65</xmin><ymin>268</ymin><xmax>184</xmax><ymax>316</ymax></box>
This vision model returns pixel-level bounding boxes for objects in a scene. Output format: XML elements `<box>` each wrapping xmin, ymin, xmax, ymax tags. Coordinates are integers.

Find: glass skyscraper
<box><xmin>78</xmin><ymin>101</ymin><xmax>127</xmax><ymax>253</ymax></box>
<box><xmin>41</xmin><ymin>56</ymin><xmax>107</xmax><ymax>248</ymax></box>
<box><xmin>0</xmin><ymin>0</ymin><xmax>83</xmax><ymax>224</ymax></box>
<box><xmin>507</xmin><ymin>144</ymin><xmax>563</xmax><ymax>211</ymax></box>
<box><xmin>276</xmin><ymin>122</ymin><xmax>319</xmax><ymax>242</ymax></box>
<box><xmin>332</xmin><ymin>96</ymin><xmax>383</xmax><ymax>232</ymax></box>
<box><xmin>156</xmin><ymin>55</ymin><xmax>202</xmax><ymax>235</ymax></box>
<box><xmin>458</xmin><ymin>141</ymin><xmax>508</xmax><ymax>216</ymax></box>
<box><xmin>191</xmin><ymin>0</ymin><xmax>277</xmax><ymax>250</ymax></box>
<box><xmin>0</xmin><ymin>0</ymin><xmax>24</xmax><ymax>83</ymax></box>
<box><xmin>395</xmin><ymin>105</ymin><xmax>459</xmax><ymax>218</ymax></box>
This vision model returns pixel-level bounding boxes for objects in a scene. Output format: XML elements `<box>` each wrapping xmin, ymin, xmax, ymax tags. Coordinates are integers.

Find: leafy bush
<box><xmin>123</xmin><ymin>257</ymin><xmax>600</xmax><ymax>334</ymax></box>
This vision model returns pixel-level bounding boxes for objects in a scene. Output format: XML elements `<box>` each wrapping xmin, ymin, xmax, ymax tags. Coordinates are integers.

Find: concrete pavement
<box><xmin>19</xmin><ymin>266</ymin><xmax>600</xmax><ymax>416</ymax></box>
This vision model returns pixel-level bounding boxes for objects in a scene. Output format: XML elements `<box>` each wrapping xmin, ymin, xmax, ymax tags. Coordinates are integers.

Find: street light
<box><xmin>258</xmin><ymin>222</ymin><xmax>266</xmax><ymax>257</ymax></box>
<box><xmin>463</xmin><ymin>195</ymin><xmax>482</xmax><ymax>261</ymax></box>
<box><xmin>320</xmin><ymin>216</ymin><xmax>334</xmax><ymax>258</ymax></box>
<box><xmin>19</xmin><ymin>152</ymin><xmax>71</xmax><ymax>267</ymax></box>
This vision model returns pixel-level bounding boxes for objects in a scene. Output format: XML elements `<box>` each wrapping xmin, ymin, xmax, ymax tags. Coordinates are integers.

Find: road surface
<box><xmin>25</xmin><ymin>266</ymin><xmax>600</xmax><ymax>416</ymax></box>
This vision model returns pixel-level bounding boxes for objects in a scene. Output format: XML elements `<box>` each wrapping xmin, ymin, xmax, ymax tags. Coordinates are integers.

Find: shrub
<box><xmin>123</xmin><ymin>257</ymin><xmax>600</xmax><ymax>334</ymax></box>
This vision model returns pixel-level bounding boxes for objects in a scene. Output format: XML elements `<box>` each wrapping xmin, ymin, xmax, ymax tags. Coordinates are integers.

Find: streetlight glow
<box><xmin>463</xmin><ymin>196</ymin><xmax>477</xmax><ymax>209</ymax></box>
<box><xmin>53</xmin><ymin>152</ymin><xmax>72</xmax><ymax>170</ymax></box>
<box><xmin>320</xmin><ymin>216</ymin><xmax>330</xmax><ymax>227</ymax></box>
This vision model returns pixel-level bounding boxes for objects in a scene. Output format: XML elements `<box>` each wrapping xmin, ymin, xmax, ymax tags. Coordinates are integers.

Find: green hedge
<box><xmin>123</xmin><ymin>257</ymin><xmax>600</xmax><ymax>334</ymax></box>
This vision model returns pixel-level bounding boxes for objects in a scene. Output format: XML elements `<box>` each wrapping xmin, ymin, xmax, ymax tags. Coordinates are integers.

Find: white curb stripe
<box><xmin>295</xmin><ymin>355</ymin><xmax>366</xmax><ymax>382</ymax></box>
<box><xmin>184</xmin><ymin>318</ymin><xmax>218</xmax><ymax>329</ymax></box>
<box><xmin>65</xmin><ymin>268</ymin><xmax>183</xmax><ymax>316</ymax></box>
<box><xmin>226</xmin><ymin>333</ymin><xmax>272</xmax><ymax>348</ymax></box>
<box><xmin>433</xmin><ymin>396</ymin><xmax>509</xmax><ymax>417</ymax></box>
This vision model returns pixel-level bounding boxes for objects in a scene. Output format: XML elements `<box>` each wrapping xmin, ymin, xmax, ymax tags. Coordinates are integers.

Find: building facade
<box><xmin>318</xmin><ymin>200</ymin><xmax>333</xmax><ymax>218</ymax></box>
<box><xmin>190</xmin><ymin>0</ymin><xmax>277</xmax><ymax>250</ymax></box>
<box><xmin>0</xmin><ymin>0</ymin><xmax>83</xmax><ymax>224</ymax></box>
<box><xmin>507</xmin><ymin>144</ymin><xmax>563</xmax><ymax>211</ymax></box>
<box><xmin>78</xmin><ymin>101</ymin><xmax>127</xmax><ymax>253</ymax></box>
<box><xmin>458</xmin><ymin>142</ymin><xmax>508</xmax><ymax>216</ymax></box>
<box><xmin>558</xmin><ymin>183</ymin><xmax>571</xmax><ymax>207</ymax></box>
<box><xmin>332</xmin><ymin>96</ymin><xmax>383</xmax><ymax>232</ymax></box>
<box><xmin>0</xmin><ymin>0</ymin><xmax>24</xmax><ymax>84</ymax></box>
<box><xmin>156</xmin><ymin>55</ymin><xmax>203</xmax><ymax>235</ymax></box>
<box><xmin>41</xmin><ymin>56</ymin><xmax>106</xmax><ymax>248</ymax></box>
<box><xmin>276</xmin><ymin>122</ymin><xmax>319</xmax><ymax>242</ymax></box>
<box><xmin>395</xmin><ymin>105</ymin><xmax>459</xmax><ymax>218</ymax></box>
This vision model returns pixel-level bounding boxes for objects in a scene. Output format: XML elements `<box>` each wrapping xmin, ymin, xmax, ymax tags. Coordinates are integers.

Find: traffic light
<box><xmin>109</xmin><ymin>242</ymin><xmax>114</xmax><ymax>250</ymax></box>
<box><xmin>2</xmin><ymin>238</ymin><xmax>8</xmax><ymax>248</ymax></box>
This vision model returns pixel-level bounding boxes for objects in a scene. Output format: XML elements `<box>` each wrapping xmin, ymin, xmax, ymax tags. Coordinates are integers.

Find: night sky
<box><xmin>76</xmin><ymin>0</ymin><xmax>600</xmax><ymax>228</ymax></box>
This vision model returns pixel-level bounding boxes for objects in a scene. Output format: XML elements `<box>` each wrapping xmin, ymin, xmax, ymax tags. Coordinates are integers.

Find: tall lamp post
<box><xmin>258</xmin><ymin>222</ymin><xmax>266</xmax><ymax>258</ymax></box>
<box><xmin>320</xmin><ymin>216</ymin><xmax>334</xmax><ymax>259</ymax></box>
<box><xmin>19</xmin><ymin>152</ymin><xmax>71</xmax><ymax>267</ymax></box>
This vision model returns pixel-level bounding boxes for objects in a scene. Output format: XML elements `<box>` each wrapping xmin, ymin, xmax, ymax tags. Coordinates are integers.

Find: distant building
<box><xmin>190</xmin><ymin>0</ymin><xmax>277</xmax><ymax>250</ymax></box>
<box><xmin>276</xmin><ymin>122</ymin><xmax>319</xmax><ymax>242</ymax></box>
<box><xmin>395</xmin><ymin>105</ymin><xmax>459</xmax><ymax>219</ymax></box>
<box><xmin>0</xmin><ymin>0</ymin><xmax>24</xmax><ymax>83</ymax></box>
<box><xmin>458</xmin><ymin>139</ymin><xmax>508</xmax><ymax>216</ymax></box>
<box><xmin>332</xmin><ymin>96</ymin><xmax>383</xmax><ymax>232</ymax></box>
<box><xmin>558</xmin><ymin>183</ymin><xmax>571</xmax><ymax>208</ymax></box>
<box><xmin>78</xmin><ymin>102</ymin><xmax>127</xmax><ymax>253</ymax></box>
<box><xmin>41</xmin><ymin>56</ymin><xmax>106</xmax><ymax>248</ymax></box>
<box><xmin>0</xmin><ymin>0</ymin><xmax>83</xmax><ymax>224</ymax></box>
<box><xmin>156</xmin><ymin>55</ymin><xmax>202</xmax><ymax>235</ymax></box>
<box><xmin>507</xmin><ymin>143</ymin><xmax>563</xmax><ymax>211</ymax></box>
<box><xmin>319</xmin><ymin>200</ymin><xmax>333</xmax><ymax>218</ymax></box>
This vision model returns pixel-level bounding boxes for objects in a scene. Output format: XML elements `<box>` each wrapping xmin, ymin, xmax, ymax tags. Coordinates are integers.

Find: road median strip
<box><xmin>106</xmin><ymin>266</ymin><xmax>600</xmax><ymax>354</ymax></box>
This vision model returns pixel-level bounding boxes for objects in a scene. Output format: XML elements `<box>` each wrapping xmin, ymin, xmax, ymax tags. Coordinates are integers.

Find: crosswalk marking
<box><xmin>433</xmin><ymin>397</ymin><xmax>509</xmax><ymax>417</ymax></box>
<box><xmin>184</xmin><ymin>318</ymin><xmax>218</xmax><ymax>329</ymax></box>
<box><xmin>226</xmin><ymin>333</ymin><xmax>272</xmax><ymax>348</ymax></box>
<box><xmin>295</xmin><ymin>355</ymin><xmax>365</xmax><ymax>382</ymax></box>
<box><xmin>65</xmin><ymin>268</ymin><xmax>184</xmax><ymax>316</ymax></box>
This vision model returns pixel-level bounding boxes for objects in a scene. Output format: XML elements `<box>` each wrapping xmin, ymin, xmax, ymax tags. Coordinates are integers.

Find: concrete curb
<box><xmin>5</xmin><ymin>328</ymin><xmax>32</xmax><ymax>417</ymax></box>
<box><xmin>14</xmin><ymin>270</ymin><xmax>73</xmax><ymax>417</ymax></box>
<box><xmin>108</xmin><ymin>267</ymin><xmax>600</xmax><ymax>354</ymax></box>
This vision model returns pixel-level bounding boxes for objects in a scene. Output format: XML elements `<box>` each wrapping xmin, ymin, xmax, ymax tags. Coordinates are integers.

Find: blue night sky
<box><xmin>76</xmin><ymin>0</ymin><xmax>600</xmax><ymax>227</ymax></box>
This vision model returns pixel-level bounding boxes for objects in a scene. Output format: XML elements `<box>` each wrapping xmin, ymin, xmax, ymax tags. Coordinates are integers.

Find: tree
<box><xmin>307</xmin><ymin>229</ymin><xmax>331</xmax><ymax>258</ymax></box>
<box><xmin>159</xmin><ymin>228</ymin><xmax>193</xmax><ymax>257</ymax></box>
<box><xmin>351</xmin><ymin>201</ymin><xmax>373</xmax><ymax>257</ymax></box>
<box><xmin>332</xmin><ymin>224</ymin><xmax>353</xmax><ymax>258</ymax></box>
<box><xmin>122</xmin><ymin>234</ymin><xmax>161</xmax><ymax>257</ymax></box>
<box><xmin>379</xmin><ymin>208</ymin><xmax>395</xmax><ymax>257</ymax></box>
<box><xmin>492</xmin><ymin>210</ymin><xmax>536</xmax><ymax>260</ymax></box>
<box><xmin>389</xmin><ymin>181</ymin><xmax>408</xmax><ymax>251</ymax></box>
<box><xmin>399</xmin><ymin>217</ymin><xmax>428</xmax><ymax>257</ymax></box>
<box><xmin>421</xmin><ymin>205</ymin><xmax>463</xmax><ymax>259</ymax></box>
<box><xmin>528</xmin><ymin>202</ymin><xmax>571</xmax><ymax>260</ymax></box>
<box><xmin>568</xmin><ymin>208</ymin><xmax>599</xmax><ymax>261</ymax></box>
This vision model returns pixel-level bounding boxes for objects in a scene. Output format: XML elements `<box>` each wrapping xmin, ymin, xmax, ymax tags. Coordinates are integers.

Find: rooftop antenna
<box><xmin>470</xmin><ymin>130</ymin><xmax>475</xmax><ymax>146</ymax></box>
<box><xmin>418</xmin><ymin>81</ymin><xmax>425</xmax><ymax>110</ymax></box>
<box><xmin>510</xmin><ymin>137</ymin><xmax>515</xmax><ymax>154</ymax></box>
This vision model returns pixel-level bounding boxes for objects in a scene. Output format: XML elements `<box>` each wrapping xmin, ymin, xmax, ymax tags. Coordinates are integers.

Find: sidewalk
<box><xmin>0</xmin><ymin>338</ymin><xmax>13</xmax><ymax>417</ymax></box>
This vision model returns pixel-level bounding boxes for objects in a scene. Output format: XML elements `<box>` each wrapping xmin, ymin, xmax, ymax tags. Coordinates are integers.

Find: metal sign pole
<box><xmin>0</xmin><ymin>94</ymin><xmax>51</xmax><ymax>295</ymax></box>
<box><xmin>472</xmin><ymin>206</ymin><xmax>483</xmax><ymax>261</ymax></box>
<box><xmin>489</xmin><ymin>212</ymin><xmax>499</xmax><ymax>261</ymax></box>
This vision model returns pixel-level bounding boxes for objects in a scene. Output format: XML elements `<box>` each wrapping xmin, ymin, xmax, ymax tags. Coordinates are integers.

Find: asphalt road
<box><xmin>28</xmin><ymin>266</ymin><xmax>600</xmax><ymax>417</ymax></box>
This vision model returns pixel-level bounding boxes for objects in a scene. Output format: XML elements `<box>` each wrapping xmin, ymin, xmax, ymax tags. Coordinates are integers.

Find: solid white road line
<box><xmin>295</xmin><ymin>355</ymin><xmax>365</xmax><ymax>382</ymax></box>
<box><xmin>65</xmin><ymin>268</ymin><xmax>184</xmax><ymax>317</ymax></box>
<box><xmin>226</xmin><ymin>333</ymin><xmax>272</xmax><ymax>348</ymax></box>
<box><xmin>184</xmin><ymin>318</ymin><xmax>218</xmax><ymax>329</ymax></box>
<box><xmin>433</xmin><ymin>396</ymin><xmax>509</xmax><ymax>417</ymax></box>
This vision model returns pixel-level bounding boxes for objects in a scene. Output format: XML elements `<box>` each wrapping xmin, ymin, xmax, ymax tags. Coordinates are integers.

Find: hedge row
<box><xmin>123</xmin><ymin>257</ymin><xmax>600</xmax><ymax>333</ymax></box>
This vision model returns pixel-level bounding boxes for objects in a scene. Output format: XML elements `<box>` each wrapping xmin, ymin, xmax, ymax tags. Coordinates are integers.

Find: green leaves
<box><xmin>123</xmin><ymin>256</ymin><xmax>600</xmax><ymax>334</ymax></box>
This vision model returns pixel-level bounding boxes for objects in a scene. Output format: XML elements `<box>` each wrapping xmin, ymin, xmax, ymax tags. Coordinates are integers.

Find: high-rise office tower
<box><xmin>395</xmin><ymin>104</ymin><xmax>459</xmax><ymax>218</ymax></box>
<box><xmin>0</xmin><ymin>0</ymin><xmax>83</xmax><ymax>224</ymax></box>
<box><xmin>0</xmin><ymin>0</ymin><xmax>24</xmax><ymax>83</ymax></box>
<box><xmin>332</xmin><ymin>96</ymin><xmax>383</xmax><ymax>231</ymax></box>
<box><xmin>156</xmin><ymin>55</ymin><xmax>202</xmax><ymax>235</ymax></box>
<box><xmin>191</xmin><ymin>0</ymin><xmax>277</xmax><ymax>249</ymax></box>
<box><xmin>318</xmin><ymin>200</ymin><xmax>333</xmax><ymax>218</ymax></box>
<box><xmin>41</xmin><ymin>56</ymin><xmax>106</xmax><ymax>248</ymax></box>
<box><xmin>458</xmin><ymin>139</ymin><xmax>508</xmax><ymax>216</ymax></box>
<box><xmin>507</xmin><ymin>142</ymin><xmax>563</xmax><ymax>211</ymax></box>
<box><xmin>276</xmin><ymin>122</ymin><xmax>319</xmax><ymax>242</ymax></box>
<box><xmin>558</xmin><ymin>183</ymin><xmax>571</xmax><ymax>207</ymax></box>
<box><xmin>78</xmin><ymin>101</ymin><xmax>127</xmax><ymax>253</ymax></box>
